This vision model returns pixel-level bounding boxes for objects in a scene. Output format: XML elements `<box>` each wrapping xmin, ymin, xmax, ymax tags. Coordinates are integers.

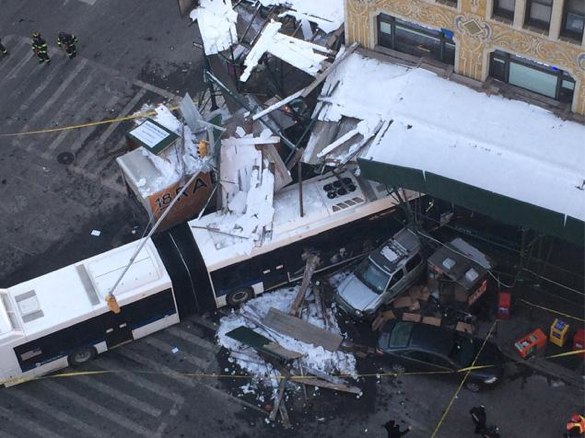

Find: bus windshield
<box><xmin>355</xmin><ymin>259</ymin><xmax>390</xmax><ymax>294</ymax></box>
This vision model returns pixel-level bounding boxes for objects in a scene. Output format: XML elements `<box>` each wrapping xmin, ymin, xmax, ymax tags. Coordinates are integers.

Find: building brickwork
<box><xmin>345</xmin><ymin>0</ymin><xmax>585</xmax><ymax>115</ymax></box>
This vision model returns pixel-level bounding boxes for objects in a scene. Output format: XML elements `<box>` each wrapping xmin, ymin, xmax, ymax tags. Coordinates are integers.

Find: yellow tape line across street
<box><xmin>0</xmin><ymin>103</ymin><xmax>181</xmax><ymax>138</ymax></box>
<box><xmin>2</xmin><ymin>349</ymin><xmax>584</xmax><ymax>387</ymax></box>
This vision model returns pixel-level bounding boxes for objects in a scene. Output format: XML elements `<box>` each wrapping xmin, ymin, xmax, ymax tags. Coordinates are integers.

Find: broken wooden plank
<box><xmin>252</xmin><ymin>89</ymin><xmax>304</xmax><ymax>121</ymax></box>
<box><xmin>264</xmin><ymin>307</ymin><xmax>343</xmax><ymax>352</ymax></box>
<box><xmin>301</xmin><ymin>42</ymin><xmax>359</xmax><ymax>98</ymax></box>
<box><xmin>269</xmin><ymin>376</ymin><xmax>288</xmax><ymax>422</ymax></box>
<box><xmin>289</xmin><ymin>252</ymin><xmax>320</xmax><ymax>316</ymax></box>
<box><xmin>296</xmin><ymin>365</ymin><xmax>345</xmax><ymax>385</ymax></box>
<box><xmin>222</xmin><ymin>136</ymin><xmax>280</xmax><ymax>146</ymax></box>
<box><xmin>225</xmin><ymin>326</ymin><xmax>304</xmax><ymax>361</ymax></box>
<box><xmin>290</xmin><ymin>376</ymin><xmax>361</xmax><ymax>395</ymax></box>
<box><xmin>278</xmin><ymin>399</ymin><xmax>292</xmax><ymax>429</ymax></box>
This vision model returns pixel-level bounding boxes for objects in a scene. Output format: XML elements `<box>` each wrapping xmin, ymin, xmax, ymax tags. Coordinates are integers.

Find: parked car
<box><xmin>335</xmin><ymin>227</ymin><xmax>425</xmax><ymax>319</ymax></box>
<box><xmin>376</xmin><ymin>321</ymin><xmax>504</xmax><ymax>392</ymax></box>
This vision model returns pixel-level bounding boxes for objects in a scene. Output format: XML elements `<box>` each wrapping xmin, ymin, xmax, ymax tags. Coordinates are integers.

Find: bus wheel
<box><xmin>68</xmin><ymin>346</ymin><xmax>97</xmax><ymax>366</ymax></box>
<box><xmin>227</xmin><ymin>288</ymin><xmax>254</xmax><ymax>306</ymax></box>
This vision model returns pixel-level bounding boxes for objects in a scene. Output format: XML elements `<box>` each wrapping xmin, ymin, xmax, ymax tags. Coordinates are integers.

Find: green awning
<box><xmin>358</xmin><ymin>158</ymin><xmax>584</xmax><ymax>245</ymax></box>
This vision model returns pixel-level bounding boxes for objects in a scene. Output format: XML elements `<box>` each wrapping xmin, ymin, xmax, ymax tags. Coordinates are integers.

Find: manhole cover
<box><xmin>57</xmin><ymin>152</ymin><xmax>74</xmax><ymax>165</ymax></box>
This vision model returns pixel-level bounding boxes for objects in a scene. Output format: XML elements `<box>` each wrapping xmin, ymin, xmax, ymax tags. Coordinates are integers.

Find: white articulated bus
<box><xmin>1</xmin><ymin>169</ymin><xmax>422</xmax><ymax>385</ymax></box>
<box><xmin>155</xmin><ymin>170</ymin><xmax>422</xmax><ymax>312</ymax></box>
<box><xmin>0</xmin><ymin>239</ymin><xmax>179</xmax><ymax>386</ymax></box>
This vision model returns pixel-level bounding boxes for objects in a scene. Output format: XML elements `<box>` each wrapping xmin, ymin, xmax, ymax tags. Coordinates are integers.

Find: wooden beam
<box><xmin>290</xmin><ymin>376</ymin><xmax>362</xmax><ymax>395</ymax></box>
<box><xmin>289</xmin><ymin>252</ymin><xmax>320</xmax><ymax>316</ymax></box>
<box><xmin>300</xmin><ymin>42</ymin><xmax>359</xmax><ymax>98</ymax></box>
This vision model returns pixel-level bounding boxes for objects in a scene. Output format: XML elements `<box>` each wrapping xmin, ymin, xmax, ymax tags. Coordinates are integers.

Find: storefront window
<box><xmin>561</xmin><ymin>0</ymin><xmax>585</xmax><ymax>41</ymax></box>
<box><xmin>489</xmin><ymin>51</ymin><xmax>575</xmax><ymax>103</ymax></box>
<box><xmin>377</xmin><ymin>15</ymin><xmax>455</xmax><ymax>66</ymax></box>
<box><xmin>509</xmin><ymin>63</ymin><xmax>557</xmax><ymax>98</ymax></box>
<box><xmin>525</xmin><ymin>0</ymin><xmax>553</xmax><ymax>30</ymax></box>
<box><xmin>493</xmin><ymin>0</ymin><xmax>516</xmax><ymax>20</ymax></box>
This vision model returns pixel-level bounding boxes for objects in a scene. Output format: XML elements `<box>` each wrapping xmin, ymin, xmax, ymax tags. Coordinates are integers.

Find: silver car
<box><xmin>336</xmin><ymin>228</ymin><xmax>425</xmax><ymax>318</ymax></box>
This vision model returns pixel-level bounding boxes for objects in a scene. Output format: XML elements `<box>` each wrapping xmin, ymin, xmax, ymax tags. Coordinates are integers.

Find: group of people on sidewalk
<box><xmin>0</xmin><ymin>31</ymin><xmax>78</xmax><ymax>64</ymax></box>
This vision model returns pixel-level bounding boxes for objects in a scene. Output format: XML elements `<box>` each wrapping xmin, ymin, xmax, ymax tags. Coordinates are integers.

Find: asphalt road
<box><xmin>0</xmin><ymin>0</ymin><xmax>205</xmax><ymax>285</ymax></box>
<box><xmin>0</xmin><ymin>1</ymin><xmax>582</xmax><ymax>438</ymax></box>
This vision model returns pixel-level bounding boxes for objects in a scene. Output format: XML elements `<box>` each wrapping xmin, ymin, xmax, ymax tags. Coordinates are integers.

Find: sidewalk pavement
<box><xmin>478</xmin><ymin>284</ymin><xmax>585</xmax><ymax>390</ymax></box>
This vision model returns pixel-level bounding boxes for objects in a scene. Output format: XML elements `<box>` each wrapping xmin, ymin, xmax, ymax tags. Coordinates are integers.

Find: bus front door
<box><xmin>104</xmin><ymin>311</ymin><xmax>134</xmax><ymax>349</ymax></box>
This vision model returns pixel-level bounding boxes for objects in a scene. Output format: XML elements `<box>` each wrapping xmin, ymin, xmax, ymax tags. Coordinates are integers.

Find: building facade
<box><xmin>345</xmin><ymin>0</ymin><xmax>585</xmax><ymax>115</ymax></box>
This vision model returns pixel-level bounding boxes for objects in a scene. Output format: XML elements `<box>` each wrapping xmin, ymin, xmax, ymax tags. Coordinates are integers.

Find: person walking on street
<box><xmin>57</xmin><ymin>32</ymin><xmax>78</xmax><ymax>59</ymax></box>
<box><xmin>0</xmin><ymin>38</ymin><xmax>8</xmax><ymax>55</ymax></box>
<box><xmin>32</xmin><ymin>32</ymin><xmax>50</xmax><ymax>64</ymax></box>
<box><xmin>383</xmin><ymin>419</ymin><xmax>411</xmax><ymax>438</ymax></box>
<box><xmin>470</xmin><ymin>405</ymin><xmax>487</xmax><ymax>434</ymax></box>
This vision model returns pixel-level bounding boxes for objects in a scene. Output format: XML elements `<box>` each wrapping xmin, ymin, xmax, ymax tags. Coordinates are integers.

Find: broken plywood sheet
<box><xmin>240</xmin><ymin>21</ymin><xmax>331</xmax><ymax>82</ymax></box>
<box><xmin>263</xmin><ymin>307</ymin><xmax>343</xmax><ymax>352</ymax></box>
<box><xmin>290</xmin><ymin>376</ymin><xmax>361</xmax><ymax>395</ymax></box>
<box><xmin>302</xmin><ymin>117</ymin><xmax>364</xmax><ymax>164</ymax></box>
<box><xmin>225</xmin><ymin>326</ymin><xmax>304</xmax><ymax>361</ymax></box>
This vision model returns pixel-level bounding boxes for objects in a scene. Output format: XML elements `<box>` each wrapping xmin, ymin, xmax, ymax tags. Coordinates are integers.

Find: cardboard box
<box><xmin>392</xmin><ymin>296</ymin><xmax>413</xmax><ymax>309</ymax></box>
<box><xmin>402</xmin><ymin>313</ymin><xmax>422</xmax><ymax>323</ymax></box>
<box><xmin>456</xmin><ymin>322</ymin><xmax>474</xmax><ymax>334</ymax></box>
<box><xmin>422</xmin><ymin>316</ymin><xmax>442</xmax><ymax>327</ymax></box>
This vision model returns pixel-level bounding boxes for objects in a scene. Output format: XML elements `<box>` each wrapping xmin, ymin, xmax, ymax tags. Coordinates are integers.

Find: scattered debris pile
<box><xmin>217</xmin><ymin>286</ymin><xmax>360</xmax><ymax>425</ymax></box>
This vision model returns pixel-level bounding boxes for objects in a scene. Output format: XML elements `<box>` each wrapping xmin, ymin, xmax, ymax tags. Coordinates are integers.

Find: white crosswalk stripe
<box><xmin>92</xmin><ymin>359</ymin><xmax>186</xmax><ymax>404</ymax></box>
<box><xmin>39</xmin><ymin>379</ymin><xmax>155</xmax><ymax>437</ymax></box>
<box><xmin>6</xmin><ymin>389</ymin><xmax>111</xmax><ymax>438</ymax></box>
<box><xmin>72</xmin><ymin>376</ymin><xmax>164</xmax><ymax>417</ymax></box>
<box><xmin>0</xmin><ymin>404</ymin><xmax>64</xmax><ymax>438</ymax></box>
<box><xmin>20</xmin><ymin>59</ymin><xmax>88</xmax><ymax>152</ymax></box>
<box><xmin>165</xmin><ymin>325</ymin><xmax>221</xmax><ymax>353</ymax></box>
<box><xmin>76</xmin><ymin>88</ymin><xmax>147</xmax><ymax>168</ymax></box>
<box><xmin>141</xmin><ymin>336</ymin><xmax>210</xmax><ymax>370</ymax></box>
<box><xmin>0</xmin><ymin>38</ymin><xmax>27</xmax><ymax>75</ymax></box>
<box><xmin>41</xmin><ymin>73</ymin><xmax>97</xmax><ymax>158</ymax></box>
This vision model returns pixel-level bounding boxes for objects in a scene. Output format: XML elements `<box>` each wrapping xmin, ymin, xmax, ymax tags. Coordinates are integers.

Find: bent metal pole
<box><xmin>106</xmin><ymin>170</ymin><xmax>203</xmax><ymax>306</ymax></box>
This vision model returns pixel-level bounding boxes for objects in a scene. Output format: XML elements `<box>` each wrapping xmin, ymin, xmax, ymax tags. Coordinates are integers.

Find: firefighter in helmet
<box><xmin>32</xmin><ymin>32</ymin><xmax>50</xmax><ymax>64</ymax></box>
<box><xmin>57</xmin><ymin>32</ymin><xmax>78</xmax><ymax>59</ymax></box>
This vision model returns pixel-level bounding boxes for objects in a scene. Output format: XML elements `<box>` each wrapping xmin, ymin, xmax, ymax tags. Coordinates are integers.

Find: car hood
<box><xmin>337</xmin><ymin>274</ymin><xmax>379</xmax><ymax>312</ymax></box>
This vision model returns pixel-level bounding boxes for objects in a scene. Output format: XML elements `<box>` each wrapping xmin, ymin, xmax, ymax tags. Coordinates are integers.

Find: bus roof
<box><xmin>189</xmin><ymin>170</ymin><xmax>420</xmax><ymax>271</ymax></box>
<box><xmin>0</xmin><ymin>239</ymin><xmax>171</xmax><ymax>343</ymax></box>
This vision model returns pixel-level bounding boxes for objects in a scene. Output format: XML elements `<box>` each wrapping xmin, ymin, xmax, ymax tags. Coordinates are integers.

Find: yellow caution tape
<box><xmin>0</xmin><ymin>104</ymin><xmax>180</xmax><ymax>138</ymax></box>
<box><xmin>2</xmin><ymin>346</ymin><xmax>582</xmax><ymax>387</ymax></box>
<box><xmin>431</xmin><ymin>319</ymin><xmax>499</xmax><ymax>438</ymax></box>
<box><xmin>546</xmin><ymin>349</ymin><xmax>585</xmax><ymax>359</ymax></box>
<box><xmin>519</xmin><ymin>298</ymin><xmax>585</xmax><ymax>323</ymax></box>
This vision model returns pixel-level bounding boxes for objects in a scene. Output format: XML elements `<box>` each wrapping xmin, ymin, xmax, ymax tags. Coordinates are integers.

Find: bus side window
<box><xmin>20</xmin><ymin>348</ymin><xmax>42</xmax><ymax>361</ymax></box>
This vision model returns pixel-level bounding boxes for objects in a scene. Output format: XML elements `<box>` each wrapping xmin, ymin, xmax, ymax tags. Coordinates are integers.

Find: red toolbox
<box><xmin>573</xmin><ymin>328</ymin><xmax>585</xmax><ymax>358</ymax></box>
<box><xmin>497</xmin><ymin>290</ymin><xmax>511</xmax><ymax>320</ymax></box>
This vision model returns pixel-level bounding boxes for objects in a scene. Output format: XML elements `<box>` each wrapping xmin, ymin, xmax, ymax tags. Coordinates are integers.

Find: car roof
<box><xmin>370</xmin><ymin>228</ymin><xmax>421</xmax><ymax>273</ymax></box>
<box><xmin>407</xmin><ymin>322</ymin><xmax>455</xmax><ymax>356</ymax></box>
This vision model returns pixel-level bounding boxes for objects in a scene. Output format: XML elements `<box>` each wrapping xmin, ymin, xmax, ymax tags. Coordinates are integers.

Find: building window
<box><xmin>377</xmin><ymin>15</ymin><xmax>455</xmax><ymax>65</ymax></box>
<box><xmin>525</xmin><ymin>0</ymin><xmax>553</xmax><ymax>30</ymax></box>
<box><xmin>490</xmin><ymin>50</ymin><xmax>575</xmax><ymax>103</ymax></box>
<box><xmin>493</xmin><ymin>0</ymin><xmax>516</xmax><ymax>20</ymax></box>
<box><xmin>561</xmin><ymin>0</ymin><xmax>585</xmax><ymax>41</ymax></box>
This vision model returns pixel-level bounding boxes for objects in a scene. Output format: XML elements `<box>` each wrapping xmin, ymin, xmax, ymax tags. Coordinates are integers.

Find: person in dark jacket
<box><xmin>0</xmin><ymin>38</ymin><xmax>8</xmax><ymax>55</ymax></box>
<box><xmin>383</xmin><ymin>419</ymin><xmax>411</xmax><ymax>438</ymax></box>
<box><xmin>470</xmin><ymin>405</ymin><xmax>487</xmax><ymax>434</ymax></box>
<box><xmin>57</xmin><ymin>32</ymin><xmax>78</xmax><ymax>59</ymax></box>
<box><xmin>32</xmin><ymin>32</ymin><xmax>50</xmax><ymax>63</ymax></box>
